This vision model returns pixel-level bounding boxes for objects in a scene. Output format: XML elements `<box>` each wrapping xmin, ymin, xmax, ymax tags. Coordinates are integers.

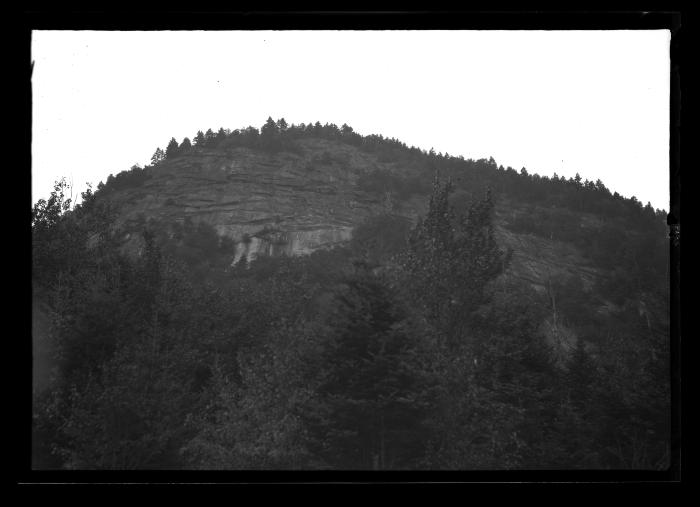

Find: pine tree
<box><xmin>311</xmin><ymin>263</ymin><xmax>432</xmax><ymax>469</ymax></box>
<box><xmin>398</xmin><ymin>177</ymin><xmax>508</xmax><ymax>346</ymax></box>
<box><xmin>276</xmin><ymin>118</ymin><xmax>288</xmax><ymax>133</ymax></box>
<box><xmin>151</xmin><ymin>147</ymin><xmax>165</xmax><ymax>165</ymax></box>
<box><xmin>165</xmin><ymin>138</ymin><xmax>179</xmax><ymax>159</ymax></box>
<box><xmin>261</xmin><ymin>116</ymin><xmax>281</xmax><ymax>151</ymax></box>
<box><xmin>193</xmin><ymin>130</ymin><xmax>205</xmax><ymax>147</ymax></box>
<box><xmin>261</xmin><ymin>116</ymin><xmax>278</xmax><ymax>137</ymax></box>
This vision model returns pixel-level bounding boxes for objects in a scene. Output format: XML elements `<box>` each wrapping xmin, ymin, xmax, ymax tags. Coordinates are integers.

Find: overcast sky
<box><xmin>31</xmin><ymin>30</ymin><xmax>671</xmax><ymax>210</ymax></box>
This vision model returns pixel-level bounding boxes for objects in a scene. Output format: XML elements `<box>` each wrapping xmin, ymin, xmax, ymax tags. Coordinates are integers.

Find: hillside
<box><xmin>31</xmin><ymin>119</ymin><xmax>671</xmax><ymax>470</ymax></box>
<box><xmin>101</xmin><ymin>132</ymin><xmax>664</xmax><ymax>289</ymax></box>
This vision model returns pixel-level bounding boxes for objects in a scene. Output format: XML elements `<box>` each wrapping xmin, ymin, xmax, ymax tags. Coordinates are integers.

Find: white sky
<box><xmin>32</xmin><ymin>30</ymin><xmax>671</xmax><ymax>210</ymax></box>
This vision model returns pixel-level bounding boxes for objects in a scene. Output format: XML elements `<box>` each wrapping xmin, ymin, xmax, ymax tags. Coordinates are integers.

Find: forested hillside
<box><xmin>32</xmin><ymin>118</ymin><xmax>671</xmax><ymax>470</ymax></box>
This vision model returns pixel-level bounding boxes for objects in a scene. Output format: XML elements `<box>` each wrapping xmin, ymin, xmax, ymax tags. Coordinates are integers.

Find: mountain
<box><xmin>102</xmin><ymin>130</ymin><xmax>664</xmax><ymax>286</ymax></box>
<box><xmin>31</xmin><ymin>119</ymin><xmax>671</xmax><ymax>470</ymax></box>
<box><xmin>98</xmin><ymin>123</ymin><xmax>668</xmax><ymax>355</ymax></box>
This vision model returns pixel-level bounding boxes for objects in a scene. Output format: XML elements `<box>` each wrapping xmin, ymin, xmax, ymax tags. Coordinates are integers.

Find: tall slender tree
<box><xmin>398</xmin><ymin>176</ymin><xmax>508</xmax><ymax>346</ymax></box>
<box><xmin>151</xmin><ymin>147</ymin><xmax>165</xmax><ymax>165</ymax></box>
<box><xmin>165</xmin><ymin>138</ymin><xmax>179</xmax><ymax>159</ymax></box>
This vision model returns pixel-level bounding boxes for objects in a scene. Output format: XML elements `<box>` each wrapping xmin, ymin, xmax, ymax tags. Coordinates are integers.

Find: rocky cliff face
<box><xmin>107</xmin><ymin>137</ymin><xmax>606</xmax><ymax>299</ymax></box>
<box><xmin>231</xmin><ymin>227</ymin><xmax>354</xmax><ymax>264</ymax></box>
<box><xmin>111</xmin><ymin>138</ymin><xmax>425</xmax><ymax>263</ymax></box>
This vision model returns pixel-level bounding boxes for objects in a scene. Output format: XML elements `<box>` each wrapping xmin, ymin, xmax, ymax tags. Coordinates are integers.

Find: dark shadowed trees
<box><xmin>398</xmin><ymin>177</ymin><xmax>509</xmax><ymax>347</ymax></box>
<box><xmin>151</xmin><ymin>147</ymin><xmax>165</xmax><ymax>165</ymax></box>
<box><xmin>165</xmin><ymin>137</ymin><xmax>179</xmax><ymax>159</ymax></box>
<box><xmin>309</xmin><ymin>263</ymin><xmax>435</xmax><ymax>469</ymax></box>
<box><xmin>32</xmin><ymin>119</ymin><xmax>671</xmax><ymax>471</ymax></box>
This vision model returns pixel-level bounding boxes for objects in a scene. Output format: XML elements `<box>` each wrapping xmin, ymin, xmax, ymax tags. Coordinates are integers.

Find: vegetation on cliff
<box><xmin>32</xmin><ymin>119</ymin><xmax>671</xmax><ymax>470</ymax></box>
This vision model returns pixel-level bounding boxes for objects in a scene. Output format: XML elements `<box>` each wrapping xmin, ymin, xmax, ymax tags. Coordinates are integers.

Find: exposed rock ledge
<box><xmin>232</xmin><ymin>226</ymin><xmax>354</xmax><ymax>264</ymax></box>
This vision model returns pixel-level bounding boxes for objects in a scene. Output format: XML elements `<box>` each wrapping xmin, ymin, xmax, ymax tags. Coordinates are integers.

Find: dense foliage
<box><xmin>32</xmin><ymin>121</ymin><xmax>671</xmax><ymax>471</ymax></box>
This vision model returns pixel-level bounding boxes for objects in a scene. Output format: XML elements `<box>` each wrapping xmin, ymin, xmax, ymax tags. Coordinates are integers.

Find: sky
<box><xmin>31</xmin><ymin>30</ymin><xmax>671</xmax><ymax>210</ymax></box>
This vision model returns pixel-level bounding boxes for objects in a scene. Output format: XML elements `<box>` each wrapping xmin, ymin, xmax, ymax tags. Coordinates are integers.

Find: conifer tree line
<box><xmin>141</xmin><ymin>118</ymin><xmax>665</xmax><ymax>227</ymax></box>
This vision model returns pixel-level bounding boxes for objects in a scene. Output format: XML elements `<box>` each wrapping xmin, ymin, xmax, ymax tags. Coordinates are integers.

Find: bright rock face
<box><xmin>231</xmin><ymin>227</ymin><xmax>354</xmax><ymax>264</ymax></box>
<box><xmin>110</xmin><ymin>138</ymin><xmax>402</xmax><ymax>259</ymax></box>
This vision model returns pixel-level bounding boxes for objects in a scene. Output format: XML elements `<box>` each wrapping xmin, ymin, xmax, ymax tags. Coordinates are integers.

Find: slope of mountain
<box><xmin>31</xmin><ymin>120</ymin><xmax>672</xmax><ymax>471</ymax></box>
<box><xmin>107</xmin><ymin>138</ymin><xmax>392</xmax><ymax>262</ymax></box>
<box><xmin>99</xmin><ymin>130</ymin><xmax>665</xmax><ymax>317</ymax></box>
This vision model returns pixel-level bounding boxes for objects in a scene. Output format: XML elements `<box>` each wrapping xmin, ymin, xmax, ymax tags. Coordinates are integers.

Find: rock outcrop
<box><xmin>107</xmin><ymin>137</ymin><xmax>606</xmax><ymax>303</ymax></box>
<box><xmin>111</xmin><ymin>138</ymin><xmax>408</xmax><ymax>262</ymax></box>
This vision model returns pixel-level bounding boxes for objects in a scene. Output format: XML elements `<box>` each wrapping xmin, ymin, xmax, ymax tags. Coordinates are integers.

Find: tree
<box><xmin>276</xmin><ymin>118</ymin><xmax>288</xmax><ymax>133</ymax></box>
<box><xmin>181</xmin><ymin>317</ymin><xmax>325</xmax><ymax>469</ymax></box>
<box><xmin>32</xmin><ymin>178</ymin><xmax>72</xmax><ymax>230</ymax></box>
<box><xmin>398</xmin><ymin>177</ymin><xmax>508</xmax><ymax>346</ymax></box>
<box><xmin>151</xmin><ymin>147</ymin><xmax>165</xmax><ymax>165</ymax></box>
<box><xmin>260</xmin><ymin>116</ymin><xmax>281</xmax><ymax>151</ymax></box>
<box><xmin>310</xmin><ymin>263</ymin><xmax>434</xmax><ymax>469</ymax></box>
<box><xmin>194</xmin><ymin>130</ymin><xmax>205</xmax><ymax>147</ymax></box>
<box><xmin>595</xmin><ymin>179</ymin><xmax>608</xmax><ymax>194</ymax></box>
<box><xmin>165</xmin><ymin>138</ymin><xmax>179</xmax><ymax>159</ymax></box>
<box><xmin>261</xmin><ymin>116</ymin><xmax>278</xmax><ymax>136</ymax></box>
<box><xmin>180</xmin><ymin>137</ymin><xmax>192</xmax><ymax>151</ymax></box>
<box><xmin>32</xmin><ymin>179</ymin><xmax>76</xmax><ymax>287</ymax></box>
<box><xmin>243</xmin><ymin>126</ymin><xmax>260</xmax><ymax>144</ymax></box>
<box><xmin>204</xmin><ymin>128</ymin><xmax>215</xmax><ymax>145</ymax></box>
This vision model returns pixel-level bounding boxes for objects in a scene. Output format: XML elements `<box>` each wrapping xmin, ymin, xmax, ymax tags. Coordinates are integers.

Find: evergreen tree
<box><xmin>261</xmin><ymin>116</ymin><xmax>278</xmax><ymax>136</ymax></box>
<box><xmin>399</xmin><ymin>177</ymin><xmax>508</xmax><ymax>346</ymax></box>
<box><xmin>165</xmin><ymin>138</ymin><xmax>179</xmax><ymax>159</ymax></box>
<box><xmin>151</xmin><ymin>147</ymin><xmax>165</xmax><ymax>165</ymax></box>
<box><xmin>180</xmin><ymin>137</ymin><xmax>192</xmax><ymax>151</ymax></box>
<box><xmin>261</xmin><ymin>116</ymin><xmax>281</xmax><ymax>151</ymax></box>
<box><xmin>243</xmin><ymin>126</ymin><xmax>260</xmax><ymax>145</ymax></box>
<box><xmin>310</xmin><ymin>263</ymin><xmax>433</xmax><ymax>469</ymax></box>
<box><xmin>276</xmin><ymin>118</ymin><xmax>288</xmax><ymax>133</ymax></box>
